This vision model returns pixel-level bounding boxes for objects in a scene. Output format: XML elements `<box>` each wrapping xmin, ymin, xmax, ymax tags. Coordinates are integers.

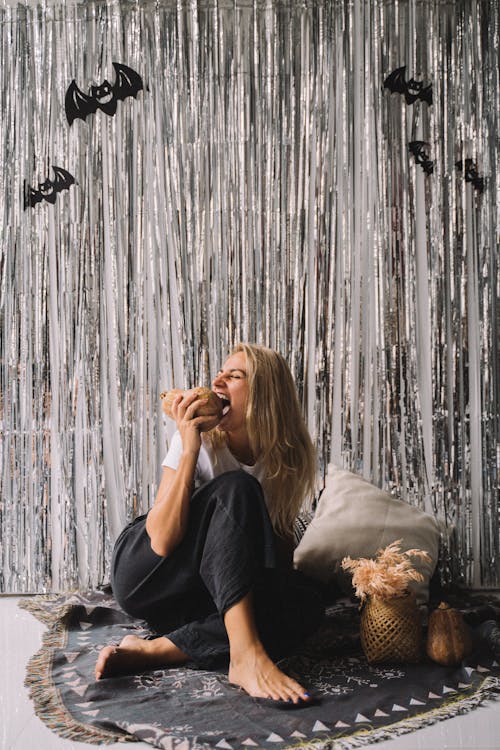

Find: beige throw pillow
<box><xmin>294</xmin><ymin>465</ymin><xmax>440</xmax><ymax>605</ymax></box>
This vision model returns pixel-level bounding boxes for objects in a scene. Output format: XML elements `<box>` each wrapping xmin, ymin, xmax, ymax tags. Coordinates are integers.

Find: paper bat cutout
<box><xmin>65</xmin><ymin>62</ymin><xmax>143</xmax><ymax>125</ymax></box>
<box><xmin>456</xmin><ymin>159</ymin><xmax>485</xmax><ymax>193</ymax></box>
<box><xmin>408</xmin><ymin>141</ymin><xmax>434</xmax><ymax>175</ymax></box>
<box><xmin>24</xmin><ymin>166</ymin><xmax>75</xmax><ymax>209</ymax></box>
<box><xmin>384</xmin><ymin>66</ymin><xmax>433</xmax><ymax>105</ymax></box>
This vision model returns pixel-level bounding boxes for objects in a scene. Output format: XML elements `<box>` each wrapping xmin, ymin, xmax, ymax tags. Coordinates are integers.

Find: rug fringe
<box><xmin>288</xmin><ymin>676</ymin><xmax>500</xmax><ymax>750</ymax></box>
<box><xmin>22</xmin><ymin>597</ymin><xmax>136</xmax><ymax>745</ymax></box>
<box><xmin>19</xmin><ymin>594</ymin><xmax>78</xmax><ymax>628</ymax></box>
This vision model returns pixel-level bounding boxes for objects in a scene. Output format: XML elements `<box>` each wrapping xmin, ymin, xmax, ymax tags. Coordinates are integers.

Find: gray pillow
<box><xmin>293</xmin><ymin>465</ymin><xmax>440</xmax><ymax>605</ymax></box>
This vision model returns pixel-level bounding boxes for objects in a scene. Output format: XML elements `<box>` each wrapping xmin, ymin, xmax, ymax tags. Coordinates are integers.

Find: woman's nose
<box><xmin>212</xmin><ymin>372</ymin><xmax>225</xmax><ymax>387</ymax></box>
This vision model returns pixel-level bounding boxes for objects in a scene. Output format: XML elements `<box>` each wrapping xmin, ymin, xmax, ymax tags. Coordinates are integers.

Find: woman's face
<box><xmin>212</xmin><ymin>351</ymin><xmax>249</xmax><ymax>435</ymax></box>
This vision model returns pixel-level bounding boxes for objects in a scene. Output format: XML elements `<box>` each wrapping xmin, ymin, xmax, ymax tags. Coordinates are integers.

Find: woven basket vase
<box><xmin>360</xmin><ymin>593</ymin><xmax>422</xmax><ymax>664</ymax></box>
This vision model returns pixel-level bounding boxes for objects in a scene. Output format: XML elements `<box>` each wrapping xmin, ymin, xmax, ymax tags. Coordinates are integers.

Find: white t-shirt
<box><xmin>162</xmin><ymin>431</ymin><xmax>270</xmax><ymax>507</ymax></box>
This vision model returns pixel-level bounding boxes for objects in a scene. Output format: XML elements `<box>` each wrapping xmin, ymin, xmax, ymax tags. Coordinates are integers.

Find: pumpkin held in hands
<box><xmin>426</xmin><ymin>602</ymin><xmax>473</xmax><ymax>666</ymax></box>
<box><xmin>160</xmin><ymin>387</ymin><xmax>224</xmax><ymax>420</ymax></box>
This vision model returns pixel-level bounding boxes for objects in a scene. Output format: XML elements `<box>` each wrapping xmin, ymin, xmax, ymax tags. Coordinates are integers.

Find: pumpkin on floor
<box><xmin>426</xmin><ymin>601</ymin><xmax>473</xmax><ymax>666</ymax></box>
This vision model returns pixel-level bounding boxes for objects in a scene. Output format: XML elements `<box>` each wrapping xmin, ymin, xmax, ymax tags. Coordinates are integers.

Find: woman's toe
<box><xmin>95</xmin><ymin>645</ymin><xmax>120</xmax><ymax>679</ymax></box>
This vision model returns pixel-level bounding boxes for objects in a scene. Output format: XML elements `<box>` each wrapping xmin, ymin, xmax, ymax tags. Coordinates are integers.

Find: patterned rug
<box><xmin>21</xmin><ymin>590</ymin><xmax>500</xmax><ymax>749</ymax></box>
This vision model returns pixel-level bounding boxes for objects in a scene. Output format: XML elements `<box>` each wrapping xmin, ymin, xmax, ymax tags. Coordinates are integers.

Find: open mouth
<box><xmin>216</xmin><ymin>394</ymin><xmax>231</xmax><ymax>416</ymax></box>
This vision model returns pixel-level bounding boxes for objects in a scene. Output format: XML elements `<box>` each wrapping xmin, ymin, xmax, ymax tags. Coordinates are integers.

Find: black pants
<box><xmin>111</xmin><ymin>470</ymin><xmax>324</xmax><ymax>668</ymax></box>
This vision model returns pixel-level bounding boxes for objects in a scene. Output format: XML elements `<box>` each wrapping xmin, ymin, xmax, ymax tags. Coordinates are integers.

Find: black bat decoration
<box><xmin>65</xmin><ymin>62</ymin><xmax>143</xmax><ymax>125</ymax></box>
<box><xmin>408</xmin><ymin>141</ymin><xmax>434</xmax><ymax>175</ymax></box>
<box><xmin>456</xmin><ymin>159</ymin><xmax>485</xmax><ymax>193</ymax></box>
<box><xmin>384</xmin><ymin>66</ymin><xmax>433</xmax><ymax>106</ymax></box>
<box><xmin>24</xmin><ymin>166</ymin><xmax>75</xmax><ymax>209</ymax></box>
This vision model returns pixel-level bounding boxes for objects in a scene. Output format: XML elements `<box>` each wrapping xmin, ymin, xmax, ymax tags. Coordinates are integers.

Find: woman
<box><xmin>95</xmin><ymin>343</ymin><xmax>324</xmax><ymax>705</ymax></box>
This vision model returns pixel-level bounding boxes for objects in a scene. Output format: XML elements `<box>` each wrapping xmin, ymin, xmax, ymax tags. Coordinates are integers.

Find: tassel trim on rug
<box><xmin>21</xmin><ymin>596</ymin><xmax>136</xmax><ymax>745</ymax></box>
<box><xmin>289</xmin><ymin>676</ymin><xmax>500</xmax><ymax>750</ymax></box>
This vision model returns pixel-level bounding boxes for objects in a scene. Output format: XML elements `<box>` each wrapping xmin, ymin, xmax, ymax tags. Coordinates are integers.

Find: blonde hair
<box><xmin>209</xmin><ymin>343</ymin><xmax>317</xmax><ymax>537</ymax></box>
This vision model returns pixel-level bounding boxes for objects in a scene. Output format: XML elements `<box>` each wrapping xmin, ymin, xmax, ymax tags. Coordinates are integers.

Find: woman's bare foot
<box><xmin>95</xmin><ymin>635</ymin><xmax>188</xmax><ymax>680</ymax></box>
<box><xmin>228</xmin><ymin>643</ymin><xmax>310</xmax><ymax>704</ymax></box>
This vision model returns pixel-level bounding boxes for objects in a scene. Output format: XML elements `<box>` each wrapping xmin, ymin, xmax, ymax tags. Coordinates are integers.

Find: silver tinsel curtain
<box><xmin>0</xmin><ymin>0</ymin><xmax>498</xmax><ymax>593</ymax></box>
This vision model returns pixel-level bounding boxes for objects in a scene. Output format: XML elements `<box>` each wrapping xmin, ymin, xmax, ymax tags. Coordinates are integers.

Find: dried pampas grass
<box><xmin>341</xmin><ymin>540</ymin><xmax>433</xmax><ymax>602</ymax></box>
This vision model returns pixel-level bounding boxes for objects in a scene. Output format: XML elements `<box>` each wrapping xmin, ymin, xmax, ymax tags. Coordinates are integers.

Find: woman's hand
<box><xmin>170</xmin><ymin>391</ymin><xmax>220</xmax><ymax>454</ymax></box>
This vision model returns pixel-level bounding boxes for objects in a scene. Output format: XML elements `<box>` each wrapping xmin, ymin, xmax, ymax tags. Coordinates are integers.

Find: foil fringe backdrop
<box><xmin>0</xmin><ymin>0</ymin><xmax>498</xmax><ymax>593</ymax></box>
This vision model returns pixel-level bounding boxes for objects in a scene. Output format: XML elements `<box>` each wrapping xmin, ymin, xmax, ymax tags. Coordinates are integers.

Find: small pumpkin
<box><xmin>426</xmin><ymin>601</ymin><xmax>473</xmax><ymax>666</ymax></box>
<box><xmin>160</xmin><ymin>387</ymin><xmax>224</xmax><ymax>420</ymax></box>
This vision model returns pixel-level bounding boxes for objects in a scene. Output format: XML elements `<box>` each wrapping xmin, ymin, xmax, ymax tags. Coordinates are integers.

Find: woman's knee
<box><xmin>192</xmin><ymin>471</ymin><xmax>268</xmax><ymax>525</ymax></box>
<box><xmin>208</xmin><ymin>469</ymin><xmax>262</xmax><ymax>494</ymax></box>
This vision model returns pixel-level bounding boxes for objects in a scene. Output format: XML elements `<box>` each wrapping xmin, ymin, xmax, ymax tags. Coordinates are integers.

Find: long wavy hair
<box><xmin>208</xmin><ymin>343</ymin><xmax>317</xmax><ymax>536</ymax></box>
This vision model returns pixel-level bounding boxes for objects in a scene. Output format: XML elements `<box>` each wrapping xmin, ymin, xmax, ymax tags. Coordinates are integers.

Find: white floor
<box><xmin>1</xmin><ymin>596</ymin><xmax>500</xmax><ymax>750</ymax></box>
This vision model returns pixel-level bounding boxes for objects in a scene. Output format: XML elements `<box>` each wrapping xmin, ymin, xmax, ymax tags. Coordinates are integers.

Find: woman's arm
<box><xmin>146</xmin><ymin>460</ymin><xmax>195</xmax><ymax>557</ymax></box>
<box><xmin>146</xmin><ymin>391</ymin><xmax>219</xmax><ymax>557</ymax></box>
